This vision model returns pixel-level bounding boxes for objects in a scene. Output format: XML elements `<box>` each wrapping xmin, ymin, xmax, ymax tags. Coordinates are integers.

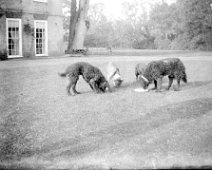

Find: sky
<box><xmin>90</xmin><ymin>0</ymin><xmax>177</xmax><ymax>20</ymax></box>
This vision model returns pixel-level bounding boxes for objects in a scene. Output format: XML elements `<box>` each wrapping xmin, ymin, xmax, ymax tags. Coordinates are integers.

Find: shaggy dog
<box><xmin>58</xmin><ymin>62</ymin><xmax>111</xmax><ymax>96</ymax></box>
<box><xmin>107</xmin><ymin>62</ymin><xmax>123</xmax><ymax>87</ymax></box>
<box><xmin>139</xmin><ymin>58</ymin><xmax>187</xmax><ymax>91</ymax></box>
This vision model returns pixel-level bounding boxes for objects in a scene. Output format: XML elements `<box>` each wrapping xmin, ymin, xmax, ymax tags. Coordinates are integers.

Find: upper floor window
<box><xmin>34</xmin><ymin>0</ymin><xmax>47</xmax><ymax>3</ymax></box>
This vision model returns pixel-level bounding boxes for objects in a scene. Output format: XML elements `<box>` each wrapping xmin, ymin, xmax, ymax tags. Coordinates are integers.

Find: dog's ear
<box><xmin>119</xmin><ymin>79</ymin><xmax>123</xmax><ymax>83</ymax></box>
<box><xmin>115</xmin><ymin>79</ymin><xmax>123</xmax><ymax>87</ymax></box>
<box><xmin>138</xmin><ymin>75</ymin><xmax>149</xmax><ymax>83</ymax></box>
<box><xmin>138</xmin><ymin>75</ymin><xmax>149</xmax><ymax>89</ymax></box>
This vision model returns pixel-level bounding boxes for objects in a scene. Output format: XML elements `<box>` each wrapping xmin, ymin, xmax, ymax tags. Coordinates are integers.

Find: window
<box><xmin>34</xmin><ymin>20</ymin><xmax>48</xmax><ymax>56</ymax></box>
<box><xmin>34</xmin><ymin>0</ymin><xmax>47</xmax><ymax>3</ymax></box>
<box><xmin>6</xmin><ymin>19</ymin><xmax>22</xmax><ymax>58</ymax></box>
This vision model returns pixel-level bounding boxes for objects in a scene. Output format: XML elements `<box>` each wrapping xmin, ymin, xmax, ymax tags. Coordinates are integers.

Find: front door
<box><xmin>6</xmin><ymin>19</ymin><xmax>22</xmax><ymax>58</ymax></box>
<box><xmin>34</xmin><ymin>20</ymin><xmax>48</xmax><ymax>56</ymax></box>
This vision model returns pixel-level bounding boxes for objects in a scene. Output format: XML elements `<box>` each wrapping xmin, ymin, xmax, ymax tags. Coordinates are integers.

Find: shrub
<box><xmin>0</xmin><ymin>50</ymin><xmax>8</xmax><ymax>61</ymax></box>
<box><xmin>154</xmin><ymin>39</ymin><xmax>171</xmax><ymax>50</ymax></box>
<box><xmin>132</xmin><ymin>39</ymin><xmax>155</xmax><ymax>49</ymax></box>
<box><xmin>170</xmin><ymin>34</ymin><xmax>190</xmax><ymax>50</ymax></box>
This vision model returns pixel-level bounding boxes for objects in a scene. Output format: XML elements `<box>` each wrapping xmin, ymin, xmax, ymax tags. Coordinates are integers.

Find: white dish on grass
<box><xmin>134</xmin><ymin>88</ymin><xmax>149</xmax><ymax>93</ymax></box>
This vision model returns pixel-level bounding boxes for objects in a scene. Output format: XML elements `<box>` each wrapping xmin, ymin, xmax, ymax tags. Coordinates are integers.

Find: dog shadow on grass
<box><xmin>113</xmin><ymin>80</ymin><xmax>212</xmax><ymax>93</ymax></box>
<box><xmin>181</xmin><ymin>80</ymin><xmax>212</xmax><ymax>90</ymax></box>
<box><xmin>40</xmin><ymin>98</ymin><xmax>212</xmax><ymax>160</ymax></box>
<box><xmin>112</xmin><ymin>80</ymin><xmax>140</xmax><ymax>92</ymax></box>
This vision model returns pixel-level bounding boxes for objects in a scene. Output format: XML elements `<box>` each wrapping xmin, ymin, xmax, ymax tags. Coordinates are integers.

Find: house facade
<box><xmin>0</xmin><ymin>0</ymin><xmax>64</xmax><ymax>58</ymax></box>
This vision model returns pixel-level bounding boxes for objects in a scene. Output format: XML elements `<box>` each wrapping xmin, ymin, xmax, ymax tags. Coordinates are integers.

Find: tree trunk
<box><xmin>66</xmin><ymin>0</ymin><xmax>77</xmax><ymax>52</ymax></box>
<box><xmin>72</xmin><ymin>0</ymin><xmax>89</xmax><ymax>50</ymax></box>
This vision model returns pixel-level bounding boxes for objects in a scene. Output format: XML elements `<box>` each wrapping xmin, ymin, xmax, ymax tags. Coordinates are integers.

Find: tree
<box><xmin>176</xmin><ymin>0</ymin><xmax>212</xmax><ymax>50</ymax></box>
<box><xmin>65</xmin><ymin>0</ymin><xmax>90</xmax><ymax>54</ymax></box>
<box><xmin>120</xmin><ymin>0</ymin><xmax>155</xmax><ymax>49</ymax></box>
<box><xmin>85</xmin><ymin>3</ymin><xmax>115</xmax><ymax>48</ymax></box>
<box><xmin>148</xmin><ymin>2</ymin><xmax>178</xmax><ymax>49</ymax></box>
<box><xmin>148</xmin><ymin>0</ymin><xmax>212</xmax><ymax>50</ymax></box>
<box><xmin>0</xmin><ymin>1</ymin><xmax>5</xmax><ymax>17</ymax></box>
<box><xmin>166</xmin><ymin>0</ymin><xmax>212</xmax><ymax>50</ymax></box>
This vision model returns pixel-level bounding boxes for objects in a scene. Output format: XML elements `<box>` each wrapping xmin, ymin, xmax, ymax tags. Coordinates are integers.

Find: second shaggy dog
<box><xmin>135</xmin><ymin>63</ymin><xmax>147</xmax><ymax>80</ymax></box>
<box><xmin>140</xmin><ymin>58</ymin><xmax>187</xmax><ymax>91</ymax></box>
<box><xmin>58</xmin><ymin>62</ymin><xmax>111</xmax><ymax>96</ymax></box>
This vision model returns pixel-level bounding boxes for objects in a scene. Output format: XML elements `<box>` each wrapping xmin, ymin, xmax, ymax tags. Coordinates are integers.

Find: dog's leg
<box><xmin>83</xmin><ymin>76</ymin><xmax>94</xmax><ymax>91</ymax></box>
<box><xmin>174</xmin><ymin>79</ymin><xmax>181</xmax><ymax>91</ymax></box>
<box><xmin>74</xmin><ymin>89</ymin><xmax>80</xmax><ymax>94</ymax></box>
<box><xmin>73</xmin><ymin>81</ymin><xmax>80</xmax><ymax>94</ymax></box>
<box><xmin>89</xmin><ymin>79</ymin><xmax>96</xmax><ymax>92</ymax></box>
<box><xmin>136</xmin><ymin>73</ymin><xmax>139</xmax><ymax>80</ymax></box>
<box><xmin>167</xmin><ymin>76</ymin><xmax>174</xmax><ymax>90</ymax></box>
<box><xmin>154</xmin><ymin>80</ymin><xmax>157</xmax><ymax>89</ymax></box>
<box><xmin>152</xmin><ymin>80</ymin><xmax>157</xmax><ymax>90</ymax></box>
<box><xmin>155</xmin><ymin>77</ymin><xmax>163</xmax><ymax>92</ymax></box>
<box><xmin>67</xmin><ymin>75</ymin><xmax>79</xmax><ymax>96</ymax></box>
<box><xmin>89</xmin><ymin>83</ymin><xmax>94</xmax><ymax>90</ymax></box>
<box><xmin>72</xmin><ymin>76</ymin><xmax>80</xmax><ymax>95</ymax></box>
<box><xmin>70</xmin><ymin>85</ymin><xmax>77</xmax><ymax>96</ymax></box>
<box><xmin>66</xmin><ymin>81</ymin><xmax>72</xmax><ymax>96</ymax></box>
<box><xmin>89</xmin><ymin>79</ymin><xmax>101</xmax><ymax>93</ymax></box>
<box><xmin>71</xmin><ymin>83</ymin><xmax>81</xmax><ymax>95</ymax></box>
<box><xmin>149</xmin><ymin>80</ymin><xmax>157</xmax><ymax>91</ymax></box>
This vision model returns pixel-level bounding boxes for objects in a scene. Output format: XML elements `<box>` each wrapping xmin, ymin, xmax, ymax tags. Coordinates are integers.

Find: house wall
<box><xmin>47</xmin><ymin>0</ymin><xmax>64</xmax><ymax>56</ymax></box>
<box><xmin>0</xmin><ymin>0</ymin><xmax>64</xmax><ymax>57</ymax></box>
<box><xmin>48</xmin><ymin>0</ymin><xmax>63</xmax><ymax>16</ymax></box>
<box><xmin>22</xmin><ymin>14</ymin><xmax>35</xmax><ymax>57</ymax></box>
<box><xmin>5</xmin><ymin>0</ymin><xmax>22</xmax><ymax>11</ymax></box>
<box><xmin>48</xmin><ymin>16</ymin><xmax>64</xmax><ymax>56</ymax></box>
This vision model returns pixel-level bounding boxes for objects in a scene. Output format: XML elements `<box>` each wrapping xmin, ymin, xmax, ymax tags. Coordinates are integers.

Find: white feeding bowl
<box><xmin>134</xmin><ymin>88</ymin><xmax>149</xmax><ymax>93</ymax></box>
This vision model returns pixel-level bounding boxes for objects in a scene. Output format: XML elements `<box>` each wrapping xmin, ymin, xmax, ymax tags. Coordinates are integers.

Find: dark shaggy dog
<box><xmin>58</xmin><ymin>62</ymin><xmax>111</xmax><ymax>96</ymax></box>
<box><xmin>140</xmin><ymin>58</ymin><xmax>187</xmax><ymax>91</ymax></box>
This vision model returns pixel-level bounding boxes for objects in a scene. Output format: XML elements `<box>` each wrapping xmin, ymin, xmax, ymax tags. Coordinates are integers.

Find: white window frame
<box><xmin>6</xmin><ymin>18</ymin><xmax>23</xmax><ymax>58</ymax></box>
<box><xmin>34</xmin><ymin>0</ymin><xmax>47</xmax><ymax>3</ymax></box>
<box><xmin>34</xmin><ymin>20</ymin><xmax>48</xmax><ymax>56</ymax></box>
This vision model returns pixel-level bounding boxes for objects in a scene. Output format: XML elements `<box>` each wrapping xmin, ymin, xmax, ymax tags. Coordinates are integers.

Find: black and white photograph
<box><xmin>0</xmin><ymin>0</ymin><xmax>212</xmax><ymax>169</ymax></box>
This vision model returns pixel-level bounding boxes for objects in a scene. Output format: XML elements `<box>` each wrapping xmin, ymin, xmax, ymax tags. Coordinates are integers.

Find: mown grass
<box><xmin>0</xmin><ymin>52</ymin><xmax>212</xmax><ymax>169</ymax></box>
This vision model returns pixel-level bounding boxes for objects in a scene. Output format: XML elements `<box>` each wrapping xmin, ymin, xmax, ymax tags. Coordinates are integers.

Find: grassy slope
<box><xmin>0</xmin><ymin>52</ymin><xmax>212</xmax><ymax>169</ymax></box>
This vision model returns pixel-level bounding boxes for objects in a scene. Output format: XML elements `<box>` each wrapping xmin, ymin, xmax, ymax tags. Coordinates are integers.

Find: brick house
<box><xmin>0</xmin><ymin>0</ymin><xmax>64</xmax><ymax>58</ymax></box>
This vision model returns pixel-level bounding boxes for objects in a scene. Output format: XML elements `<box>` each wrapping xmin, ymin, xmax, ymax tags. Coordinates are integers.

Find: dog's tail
<box><xmin>182</xmin><ymin>72</ymin><xmax>187</xmax><ymax>83</ymax></box>
<box><xmin>58</xmin><ymin>72</ymin><xmax>67</xmax><ymax>77</ymax></box>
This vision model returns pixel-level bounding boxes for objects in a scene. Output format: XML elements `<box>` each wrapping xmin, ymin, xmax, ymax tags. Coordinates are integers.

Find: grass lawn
<box><xmin>0</xmin><ymin>51</ymin><xmax>212</xmax><ymax>169</ymax></box>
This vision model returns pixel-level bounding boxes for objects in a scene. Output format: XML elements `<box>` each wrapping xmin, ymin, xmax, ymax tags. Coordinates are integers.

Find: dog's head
<box><xmin>99</xmin><ymin>81</ymin><xmax>112</xmax><ymax>93</ymax></box>
<box><xmin>113</xmin><ymin>78</ymin><xmax>123</xmax><ymax>87</ymax></box>
<box><xmin>112</xmin><ymin>73</ymin><xmax>123</xmax><ymax>87</ymax></box>
<box><xmin>138</xmin><ymin>75</ymin><xmax>150</xmax><ymax>89</ymax></box>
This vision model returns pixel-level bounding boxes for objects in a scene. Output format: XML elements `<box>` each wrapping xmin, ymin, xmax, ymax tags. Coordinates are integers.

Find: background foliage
<box><xmin>63</xmin><ymin>0</ymin><xmax>212</xmax><ymax>50</ymax></box>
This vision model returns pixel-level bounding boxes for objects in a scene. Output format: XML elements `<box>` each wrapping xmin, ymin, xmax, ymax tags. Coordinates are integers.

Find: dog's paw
<box><xmin>149</xmin><ymin>87</ymin><xmax>157</xmax><ymax>91</ymax></box>
<box><xmin>155</xmin><ymin>89</ymin><xmax>166</xmax><ymax>93</ymax></box>
<box><xmin>94</xmin><ymin>90</ymin><xmax>102</xmax><ymax>94</ymax></box>
<box><xmin>68</xmin><ymin>92</ymin><xmax>77</xmax><ymax>96</ymax></box>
